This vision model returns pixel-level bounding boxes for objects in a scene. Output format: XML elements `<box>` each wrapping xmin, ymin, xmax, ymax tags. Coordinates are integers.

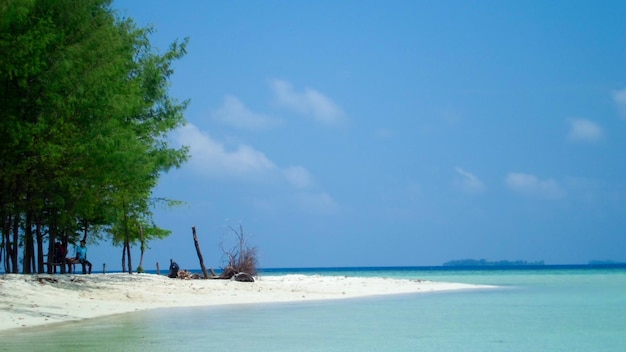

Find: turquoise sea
<box><xmin>1</xmin><ymin>266</ymin><xmax>625</xmax><ymax>351</ymax></box>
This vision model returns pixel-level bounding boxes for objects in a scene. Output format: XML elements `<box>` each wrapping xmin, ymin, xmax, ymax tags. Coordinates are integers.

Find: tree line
<box><xmin>0</xmin><ymin>0</ymin><xmax>188</xmax><ymax>274</ymax></box>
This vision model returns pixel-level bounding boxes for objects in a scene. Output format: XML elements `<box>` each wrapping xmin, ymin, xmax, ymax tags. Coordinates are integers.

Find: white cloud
<box><xmin>211</xmin><ymin>95</ymin><xmax>280</xmax><ymax>130</ymax></box>
<box><xmin>454</xmin><ymin>167</ymin><xmax>486</xmax><ymax>194</ymax></box>
<box><xmin>174</xmin><ymin>124</ymin><xmax>320</xmax><ymax>192</ymax></box>
<box><xmin>293</xmin><ymin>192</ymin><xmax>340</xmax><ymax>214</ymax></box>
<box><xmin>612</xmin><ymin>88</ymin><xmax>626</xmax><ymax>119</ymax></box>
<box><xmin>283</xmin><ymin>166</ymin><xmax>314</xmax><ymax>189</ymax></box>
<box><xmin>271</xmin><ymin>79</ymin><xmax>345</xmax><ymax>125</ymax></box>
<box><xmin>505</xmin><ymin>172</ymin><xmax>565</xmax><ymax>199</ymax></box>
<box><xmin>174</xmin><ymin>124</ymin><xmax>276</xmax><ymax>179</ymax></box>
<box><xmin>567</xmin><ymin>118</ymin><xmax>603</xmax><ymax>142</ymax></box>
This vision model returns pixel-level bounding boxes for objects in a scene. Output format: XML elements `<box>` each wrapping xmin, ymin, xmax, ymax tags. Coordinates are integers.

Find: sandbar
<box><xmin>0</xmin><ymin>273</ymin><xmax>489</xmax><ymax>332</ymax></box>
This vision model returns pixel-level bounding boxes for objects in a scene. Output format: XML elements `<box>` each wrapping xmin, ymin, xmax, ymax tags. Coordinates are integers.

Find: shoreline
<box><xmin>0</xmin><ymin>273</ymin><xmax>491</xmax><ymax>332</ymax></box>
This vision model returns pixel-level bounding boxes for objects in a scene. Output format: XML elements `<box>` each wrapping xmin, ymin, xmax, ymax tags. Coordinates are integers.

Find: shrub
<box><xmin>220</xmin><ymin>225</ymin><xmax>258</xmax><ymax>278</ymax></box>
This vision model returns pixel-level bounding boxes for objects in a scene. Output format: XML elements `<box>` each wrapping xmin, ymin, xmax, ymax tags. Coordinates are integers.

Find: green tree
<box><xmin>0</xmin><ymin>0</ymin><xmax>188</xmax><ymax>273</ymax></box>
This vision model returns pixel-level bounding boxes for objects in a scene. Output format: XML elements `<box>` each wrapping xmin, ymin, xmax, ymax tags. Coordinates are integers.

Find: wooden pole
<box><xmin>156</xmin><ymin>262</ymin><xmax>160</xmax><ymax>275</ymax></box>
<box><xmin>192</xmin><ymin>226</ymin><xmax>210</xmax><ymax>279</ymax></box>
<box><xmin>103</xmin><ymin>263</ymin><xmax>106</xmax><ymax>275</ymax></box>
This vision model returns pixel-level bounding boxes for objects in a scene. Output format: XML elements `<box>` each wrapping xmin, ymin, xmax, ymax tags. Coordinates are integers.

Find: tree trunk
<box><xmin>82</xmin><ymin>221</ymin><xmax>89</xmax><ymax>243</ymax></box>
<box><xmin>125</xmin><ymin>241</ymin><xmax>133</xmax><ymax>274</ymax></box>
<box><xmin>121</xmin><ymin>244</ymin><xmax>127</xmax><ymax>273</ymax></box>
<box><xmin>36</xmin><ymin>218</ymin><xmax>44</xmax><ymax>273</ymax></box>
<box><xmin>23</xmin><ymin>211</ymin><xmax>33</xmax><ymax>274</ymax></box>
<box><xmin>2</xmin><ymin>214</ymin><xmax>11</xmax><ymax>273</ymax></box>
<box><xmin>11</xmin><ymin>215</ymin><xmax>19</xmax><ymax>273</ymax></box>
<box><xmin>47</xmin><ymin>218</ymin><xmax>57</xmax><ymax>274</ymax></box>
<box><xmin>137</xmin><ymin>224</ymin><xmax>145</xmax><ymax>272</ymax></box>
<box><xmin>0</xmin><ymin>225</ymin><xmax>4</xmax><ymax>272</ymax></box>
<box><xmin>59</xmin><ymin>236</ymin><xmax>68</xmax><ymax>274</ymax></box>
<box><xmin>122</xmin><ymin>202</ymin><xmax>132</xmax><ymax>274</ymax></box>
<box><xmin>192</xmin><ymin>226</ymin><xmax>209</xmax><ymax>279</ymax></box>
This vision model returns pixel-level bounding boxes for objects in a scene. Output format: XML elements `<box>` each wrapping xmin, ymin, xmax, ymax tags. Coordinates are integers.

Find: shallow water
<box><xmin>2</xmin><ymin>267</ymin><xmax>625</xmax><ymax>352</ymax></box>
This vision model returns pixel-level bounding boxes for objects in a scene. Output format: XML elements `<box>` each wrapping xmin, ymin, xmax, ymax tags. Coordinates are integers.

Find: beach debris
<box><xmin>191</xmin><ymin>226</ymin><xmax>211</xmax><ymax>279</ymax></box>
<box><xmin>36</xmin><ymin>277</ymin><xmax>58</xmax><ymax>285</ymax></box>
<box><xmin>232</xmin><ymin>272</ymin><xmax>255</xmax><ymax>282</ymax></box>
<box><xmin>168</xmin><ymin>259</ymin><xmax>180</xmax><ymax>278</ymax></box>
<box><xmin>220</xmin><ymin>224</ymin><xmax>258</xmax><ymax>277</ymax></box>
<box><xmin>176</xmin><ymin>270</ymin><xmax>200</xmax><ymax>280</ymax></box>
<box><xmin>216</xmin><ymin>266</ymin><xmax>255</xmax><ymax>282</ymax></box>
<box><xmin>219</xmin><ymin>266</ymin><xmax>238</xmax><ymax>279</ymax></box>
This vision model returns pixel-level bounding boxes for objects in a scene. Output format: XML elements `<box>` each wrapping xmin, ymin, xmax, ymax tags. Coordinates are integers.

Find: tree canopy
<box><xmin>0</xmin><ymin>0</ymin><xmax>189</xmax><ymax>273</ymax></box>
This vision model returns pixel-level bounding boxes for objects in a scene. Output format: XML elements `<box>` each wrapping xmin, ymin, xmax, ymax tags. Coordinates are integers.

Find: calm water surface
<box><xmin>1</xmin><ymin>267</ymin><xmax>625</xmax><ymax>352</ymax></box>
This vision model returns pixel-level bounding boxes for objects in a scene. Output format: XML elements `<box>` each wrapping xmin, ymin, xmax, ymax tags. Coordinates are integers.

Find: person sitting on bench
<box><xmin>53</xmin><ymin>242</ymin><xmax>64</xmax><ymax>264</ymax></box>
<box><xmin>47</xmin><ymin>241</ymin><xmax>73</xmax><ymax>274</ymax></box>
<box><xmin>51</xmin><ymin>242</ymin><xmax>66</xmax><ymax>273</ymax></box>
<box><xmin>75</xmin><ymin>240</ymin><xmax>92</xmax><ymax>274</ymax></box>
<box><xmin>60</xmin><ymin>241</ymin><xmax>74</xmax><ymax>273</ymax></box>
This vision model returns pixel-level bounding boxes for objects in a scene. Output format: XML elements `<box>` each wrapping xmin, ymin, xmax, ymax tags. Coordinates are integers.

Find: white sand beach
<box><xmin>0</xmin><ymin>273</ymin><xmax>488</xmax><ymax>332</ymax></box>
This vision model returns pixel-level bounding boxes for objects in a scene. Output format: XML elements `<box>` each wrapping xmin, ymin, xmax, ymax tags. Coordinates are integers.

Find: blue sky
<box><xmin>92</xmin><ymin>1</ymin><xmax>626</xmax><ymax>270</ymax></box>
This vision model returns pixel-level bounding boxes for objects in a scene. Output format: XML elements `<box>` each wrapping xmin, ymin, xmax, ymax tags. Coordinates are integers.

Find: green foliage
<box><xmin>0</xmin><ymin>0</ymin><xmax>189</xmax><ymax>273</ymax></box>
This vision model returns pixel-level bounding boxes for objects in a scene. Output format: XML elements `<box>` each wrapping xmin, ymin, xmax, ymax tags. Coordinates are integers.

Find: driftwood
<box><xmin>219</xmin><ymin>266</ymin><xmax>238</xmax><ymax>279</ymax></box>
<box><xmin>192</xmin><ymin>226</ymin><xmax>210</xmax><ymax>279</ymax></box>
<box><xmin>166</xmin><ymin>266</ymin><xmax>254</xmax><ymax>282</ymax></box>
<box><xmin>216</xmin><ymin>266</ymin><xmax>255</xmax><ymax>282</ymax></box>
<box><xmin>176</xmin><ymin>270</ymin><xmax>200</xmax><ymax>280</ymax></box>
<box><xmin>232</xmin><ymin>272</ymin><xmax>255</xmax><ymax>282</ymax></box>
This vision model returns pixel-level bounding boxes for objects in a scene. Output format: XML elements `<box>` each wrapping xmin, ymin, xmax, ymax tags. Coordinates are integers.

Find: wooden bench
<box><xmin>43</xmin><ymin>256</ymin><xmax>76</xmax><ymax>274</ymax></box>
<box><xmin>43</xmin><ymin>261</ymin><xmax>64</xmax><ymax>273</ymax></box>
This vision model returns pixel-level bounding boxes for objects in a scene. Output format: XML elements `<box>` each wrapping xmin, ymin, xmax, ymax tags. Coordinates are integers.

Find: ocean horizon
<box><xmin>2</xmin><ymin>266</ymin><xmax>625</xmax><ymax>351</ymax></box>
<box><xmin>76</xmin><ymin>262</ymin><xmax>626</xmax><ymax>276</ymax></box>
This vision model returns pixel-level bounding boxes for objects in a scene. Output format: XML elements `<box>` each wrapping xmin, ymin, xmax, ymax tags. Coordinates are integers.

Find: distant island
<box><xmin>443</xmin><ymin>259</ymin><xmax>545</xmax><ymax>267</ymax></box>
